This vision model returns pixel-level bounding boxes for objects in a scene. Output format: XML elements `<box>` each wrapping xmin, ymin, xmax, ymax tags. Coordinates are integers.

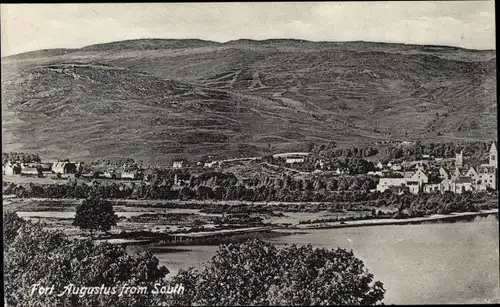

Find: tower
<box><xmin>489</xmin><ymin>142</ymin><xmax>497</xmax><ymax>168</ymax></box>
<box><xmin>455</xmin><ymin>149</ymin><xmax>464</xmax><ymax>168</ymax></box>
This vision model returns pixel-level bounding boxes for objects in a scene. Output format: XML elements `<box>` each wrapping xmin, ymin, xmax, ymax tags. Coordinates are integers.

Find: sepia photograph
<box><xmin>1</xmin><ymin>1</ymin><xmax>498</xmax><ymax>306</ymax></box>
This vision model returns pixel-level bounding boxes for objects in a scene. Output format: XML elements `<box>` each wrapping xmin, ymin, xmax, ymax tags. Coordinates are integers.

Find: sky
<box><xmin>0</xmin><ymin>2</ymin><xmax>496</xmax><ymax>56</ymax></box>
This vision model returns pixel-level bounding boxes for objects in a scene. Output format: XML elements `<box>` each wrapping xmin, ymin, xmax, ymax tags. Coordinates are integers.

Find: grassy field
<box><xmin>1</xmin><ymin>39</ymin><xmax>496</xmax><ymax>164</ymax></box>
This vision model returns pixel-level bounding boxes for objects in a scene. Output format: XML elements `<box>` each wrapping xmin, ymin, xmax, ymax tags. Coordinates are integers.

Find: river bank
<box><xmin>293</xmin><ymin>209</ymin><xmax>499</xmax><ymax>230</ymax></box>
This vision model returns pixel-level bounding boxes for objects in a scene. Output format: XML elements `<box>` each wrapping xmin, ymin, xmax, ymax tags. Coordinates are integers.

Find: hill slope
<box><xmin>1</xmin><ymin>39</ymin><xmax>496</xmax><ymax>164</ymax></box>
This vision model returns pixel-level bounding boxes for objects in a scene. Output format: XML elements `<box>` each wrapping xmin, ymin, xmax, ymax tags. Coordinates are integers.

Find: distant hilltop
<box><xmin>3</xmin><ymin>38</ymin><xmax>496</xmax><ymax>59</ymax></box>
<box><xmin>1</xmin><ymin>38</ymin><xmax>496</xmax><ymax>164</ymax></box>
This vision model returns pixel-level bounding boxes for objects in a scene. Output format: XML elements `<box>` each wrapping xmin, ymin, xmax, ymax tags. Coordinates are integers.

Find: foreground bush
<box><xmin>166</xmin><ymin>239</ymin><xmax>385</xmax><ymax>306</ymax></box>
<box><xmin>3</xmin><ymin>212</ymin><xmax>168</xmax><ymax>307</ymax></box>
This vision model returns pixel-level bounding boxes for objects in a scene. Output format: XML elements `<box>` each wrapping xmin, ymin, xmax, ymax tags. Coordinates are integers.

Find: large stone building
<box><xmin>376</xmin><ymin>169</ymin><xmax>428</xmax><ymax>194</ymax></box>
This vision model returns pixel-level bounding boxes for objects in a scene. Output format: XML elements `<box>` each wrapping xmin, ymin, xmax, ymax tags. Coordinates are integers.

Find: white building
<box><xmin>52</xmin><ymin>162</ymin><xmax>78</xmax><ymax>174</ymax></box>
<box><xmin>3</xmin><ymin>161</ymin><xmax>21</xmax><ymax>175</ymax></box>
<box><xmin>204</xmin><ymin>161</ymin><xmax>218</xmax><ymax>168</ymax></box>
<box><xmin>172</xmin><ymin>161</ymin><xmax>185</xmax><ymax>169</ymax></box>
<box><xmin>104</xmin><ymin>169</ymin><xmax>118</xmax><ymax>179</ymax></box>
<box><xmin>376</xmin><ymin>169</ymin><xmax>428</xmax><ymax>194</ymax></box>
<box><xmin>121</xmin><ymin>168</ymin><xmax>142</xmax><ymax>180</ymax></box>
<box><xmin>285</xmin><ymin>156</ymin><xmax>305</xmax><ymax>164</ymax></box>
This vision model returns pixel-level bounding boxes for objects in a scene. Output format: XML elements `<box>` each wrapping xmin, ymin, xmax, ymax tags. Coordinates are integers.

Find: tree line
<box><xmin>3</xmin><ymin>171</ymin><xmax>380</xmax><ymax>203</ymax></box>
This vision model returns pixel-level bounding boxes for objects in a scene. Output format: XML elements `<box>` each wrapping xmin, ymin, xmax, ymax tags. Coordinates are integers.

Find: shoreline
<box><xmin>291</xmin><ymin>209</ymin><xmax>498</xmax><ymax>230</ymax></box>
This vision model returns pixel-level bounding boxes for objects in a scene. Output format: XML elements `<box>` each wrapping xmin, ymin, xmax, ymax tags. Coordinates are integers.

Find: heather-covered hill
<box><xmin>1</xmin><ymin>39</ymin><xmax>496</xmax><ymax>164</ymax></box>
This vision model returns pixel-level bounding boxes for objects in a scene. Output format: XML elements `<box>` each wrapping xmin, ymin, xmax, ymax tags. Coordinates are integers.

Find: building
<box><xmin>204</xmin><ymin>161</ymin><xmax>219</xmax><ymax>168</ymax></box>
<box><xmin>450</xmin><ymin>177</ymin><xmax>474</xmax><ymax>194</ymax></box>
<box><xmin>20</xmin><ymin>164</ymin><xmax>39</xmax><ymax>176</ymax></box>
<box><xmin>104</xmin><ymin>169</ymin><xmax>119</xmax><ymax>179</ymax></box>
<box><xmin>455</xmin><ymin>149</ymin><xmax>464</xmax><ymax>168</ymax></box>
<box><xmin>172</xmin><ymin>161</ymin><xmax>185</xmax><ymax>169</ymax></box>
<box><xmin>421</xmin><ymin>142</ymin><xmax>498</xmax><ymax>194</ymax></box>
<box><xmin>121</xmin><ymin>169</ymin><xmax>142</xmax><ymax>180</ymax></box>
<box><xmin>438</xmin><ymin>167</ymin><xmax>450</xmax><ymax>180</ymax></box>
<box><xmin>475</xmin><ymin>166</ymin><xmax>497</xmax><ymax>190</ymax></box>
<box><xmin>376</xmin><ymin>178</ymin><xmax>408</xmax><ymax>193</ymax></box>
<box><xmin>285</xmin><ymin>156</ymin><xmax>305</xmax><ymax>164</ymax></box>
<box><xmin>489</xmin><ymin>141</ymin><xmax>497</xmax><ymax>168</ymax></box>
<box><xmin>3</xmin><ymin>161</ymin><xmax>21</xmax><ymax>175</ymax></box>
<box><xmin>52</xmin><ymin>162</ymin><xmax>78</xmax><ymax>174</ymax></box>
<box><xmin>376</xmin><ymin>169</ymin><xmax>428</xmax><ymax>194</ymax></box>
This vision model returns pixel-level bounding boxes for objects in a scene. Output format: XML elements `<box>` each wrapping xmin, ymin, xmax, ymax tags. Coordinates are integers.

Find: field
<box><xmin>1</xmin><ymin>39</ymin><xmax>496</xmax><ymax>165</ymax></box>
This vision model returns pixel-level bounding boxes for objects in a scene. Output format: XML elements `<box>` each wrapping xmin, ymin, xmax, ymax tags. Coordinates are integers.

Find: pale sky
<box><xmin>0</xmin><ymin>2</ymin><xmax>496</xmax><ymax>56</ymax></box>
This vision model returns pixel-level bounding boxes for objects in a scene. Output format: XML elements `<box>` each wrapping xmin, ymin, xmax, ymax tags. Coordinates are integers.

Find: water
<box><xmin>137</xmin><ymin>214</ymin><xmax>499</xmax><ymax>304</ymax></box>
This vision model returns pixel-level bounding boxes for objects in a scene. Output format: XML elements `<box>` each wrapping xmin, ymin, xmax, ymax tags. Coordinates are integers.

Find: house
<box><xmin>424</xmin><ymin>183</ymin><xmax>442</xmax><ymax>193</ymax></box>
<box><xmin>405</xmin><ymin>181</ymin><xmax>420</xmax><ymax>194</ymax></box>
<box><xmin>475</xmin><ymin>165</ymin><xmax>497</xmax><ymax>190</ymax></box>
<box><xmin>172</xmin><ymin>161</ymin><xmax>185</xmax><ymax>169</ymax></box>
<box><xmin>52</xmin><ymin>162</ymin><xmax>78</xmax><ymax>174</ymax></box>
<box><xmin>410</xmin><ymin>169</ymin><xmax>429</xmax><ymax>185</ymax></box>
<box><xmin>204</xmin><ymin>161</ymin><xmax>219</xmax><ymax>168</ymax></box>
<box><xmin>285</xmin><ymin>156</ymin><xmax>305</xmax><ymax>164</ymax></box>
<box><xmin>20</xmin><ymin>163</ymin><xmax>40</xmax><ymax>176</ymax></box>
<box><xmin>3</xmin><ymin>161</ymin><xmax>21</xmax><ymax>175</ymax></box>
<box><xmin>390</xmin><ymin>164</ymin><xmax>402</xmax><ymax>171</ymax></box>
<box><xmin>451</xmin><ymin>177</ymin><xmax>474</xmax><ymax>194</ymax></box>
<box><xmin>104</xmin><ymin>169</ymin><xmax>119</xmax><ymax>179</ymax></box>
<box><xmin>367</xmin><ymin>171</ymin><xmax>384</xmax><ymax>176</ymax></box>
<box><xmin>465</xmin><ymin>166</ymin><xmax>478</xmax><ymax>178</ymax></box>
<box><xmin>376</xmin><ymin>178</ymin><xmax>407</xmax><ymax>193</ymax></box>
<box><xmin>375</xmin><ymin>162</ymin><xmax>384</xmax><ymax>170</ymax></box>
<box><xmin>121</xmin><ymin>168</ymin><xmax>143</xmax><ymax>180</ymax></box>
<box><xmin>439</xmin><ymin>167</ymin><xmax>450</xmax><ymax>180</ymax></box>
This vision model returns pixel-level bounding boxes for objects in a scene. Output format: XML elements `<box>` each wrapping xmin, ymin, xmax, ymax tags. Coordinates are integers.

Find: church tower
<box><xmin>489</xmin><ymin>142</ymin><xmax>497</xmax><ymax>168</ymax></box>
<box><xmin>455</xmin><ymin>149</ymin><xmax>464</xmax><ymax>168</ymax></box>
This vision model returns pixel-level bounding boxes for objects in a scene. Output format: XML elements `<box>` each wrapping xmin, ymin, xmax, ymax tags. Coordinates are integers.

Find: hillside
<box><xmin>1</xmin><ymin>39</ymin><xmax>496</xmax><ymax>165</ymax></box>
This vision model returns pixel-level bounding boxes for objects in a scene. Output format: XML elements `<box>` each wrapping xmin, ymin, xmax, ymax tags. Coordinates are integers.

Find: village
<box><xmin>2</xmin><ymin>141</ymin><xmax>498</xmax><ymax>195</ymax></box>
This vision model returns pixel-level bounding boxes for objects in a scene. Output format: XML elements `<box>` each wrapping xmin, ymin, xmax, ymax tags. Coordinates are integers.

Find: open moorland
<box><xmin>2</xmin><ymin>39</ymin><xmax>496</xmax><ymax>165</ymax></box>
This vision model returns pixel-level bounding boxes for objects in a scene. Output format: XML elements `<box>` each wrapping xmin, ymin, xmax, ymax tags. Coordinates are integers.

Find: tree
<box><xmin>4</xmin><ymin>212</ymin><xmax>168</xmax><ymax>307</ymax></box>
<box><xmin>73</xmin><ymin>196</ymin><xmax>119</xmax><ymax>235</ymax></box>
<box><xmin>166</xmin><ymin>239</ymin><xmax>385</xmax><ymax>306</ymax></box>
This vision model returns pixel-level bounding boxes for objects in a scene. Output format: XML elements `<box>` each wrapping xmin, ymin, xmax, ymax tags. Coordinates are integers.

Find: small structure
<box><xmin>204</xmin><ymin>161</ymin><xmax>218</xmax><ymax>168</ymax></box>
<box><xmin>52</xmin><ymin>161</ymin><xmax>77</xmax><ymax>174</ymax></box>
<box><xmin>172</xmin><ymin>160</ymin><xmax>185</xmax><ymax>169</ymax></box>
<box><xmin>3</xmin><ymin>161</ymin><xmax>21</xmax><ymax>175</ymax></box>
<box><xmin>285</xmin><ymin>156</ymin><xmax>305</xmax><ymax>164</ymax></box>
<box><xmin>121</xmin><ymin>168</ymin><xmax>143</xmax><ymax>180</ymax></box>
<box><xmin>104</xmin><ymin>169</ymin><xmax>119</xmax><ymax>179</ymax></box>
<box><xmin>21</xmin><ymin>164</ymin><xmax>39</xmax><ymax>176</ymax></box>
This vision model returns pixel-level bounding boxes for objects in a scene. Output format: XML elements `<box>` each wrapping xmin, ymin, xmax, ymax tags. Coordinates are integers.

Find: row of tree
<box><xmin>307</xmin><ymin>140</ymin><xmax>493</xmax><ymax>164</ymax></box>
<box><xmin>2</xmin><ymin>152</ymin><xmax>41</xmax><ymax>164</ymax></box>
<box><xmin>4</xmin><ymin>172</ymin><xmax>380</xmax><ymax>202</ymax></box>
